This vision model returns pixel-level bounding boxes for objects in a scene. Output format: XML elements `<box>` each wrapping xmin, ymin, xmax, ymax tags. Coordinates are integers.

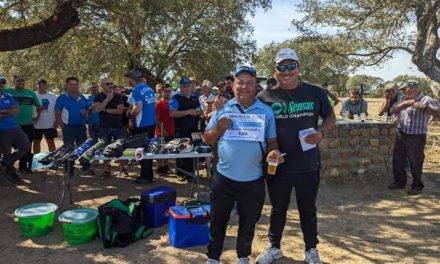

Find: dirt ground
<box><xmin>1</xmin><ymin>99</ymin><xmax>439</xmax><ymax>264</ymax></box>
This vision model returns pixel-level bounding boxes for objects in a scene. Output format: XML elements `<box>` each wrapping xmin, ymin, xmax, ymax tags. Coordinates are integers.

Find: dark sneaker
<box><xmin>134</xmin><ymin>178</ymin><xmax>153</xmax><ymax>185</ymax></box>
<box><xmin>82</xmin><ymin>169</ymin><xmax>95</xmax><ymax>176</ymax></box>
<box><xmin>388</xmin><ymin>183</ymin><xmax>405</xmax><ymax>190</ymax></box>
<box><xmin>407</xmin><ymin>188</ymin><xmax>422</xmax><ymax>195</ymax></box>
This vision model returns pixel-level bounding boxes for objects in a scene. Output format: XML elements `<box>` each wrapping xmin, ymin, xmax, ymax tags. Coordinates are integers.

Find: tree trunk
<box><xmin>0</xmin><ymin>0</ymin><xmax>84</xmax><ymax>52</ymax></box>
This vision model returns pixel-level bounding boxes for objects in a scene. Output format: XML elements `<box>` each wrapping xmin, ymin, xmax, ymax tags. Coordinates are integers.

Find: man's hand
<box><xmin>215</xmin><ymin>117</ymin><xmax>232</xmax><ymax>134</ymax></box>
<box><xmin>305</xmin><ymin>131</ymin><xmax>323</xmax><ymax>145</ymax></box>
<box><xmin>266</xmin><ymin>150</ymin><xmax>285</xmax><ymax>164</ymax></box>
<box><xmin>403</xmin><ymin>99</ymin><xmax>414</xmax><ymax>107</ymax></box>
<box><xmin>213</xmin><ymin>96</ymin><xmax>227</xmax><ymax>111</ymax></box>
<box><xmin>412</xmin><ymin>101</ymin><xmax>427</xmax><ymax>110</ymax></box>
<box><xmin>106</xmin><ymin>91</ymin><xmax>114</xmax><ymax>101</ymax></box>
<box><xmin>187</xmin><ymin>109</ymin><xmax>199</xmax><ymax>116</ymax></box>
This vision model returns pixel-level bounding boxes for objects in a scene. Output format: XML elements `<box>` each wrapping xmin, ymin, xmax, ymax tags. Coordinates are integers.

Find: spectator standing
<box><xmin>128</xmin><ymin>70</ymin><xmax>156</xmax><ymax>184</ymax></box>
<box><xmin>86</xmin><ymin>82</ymin><xmax>100</xmax><ymax>141</ymax></box>
<box><xmin>0</xmin><ymin>75</ymin><xmax>31</xmax><ymax>183</ymax></box>
<box><xmin>170</xmin><ymin>76</ymin><xmax>203</xmax><ymax>181</ymax></box>
<box><xmin>5</xmin><ymin>75</ymin><xmax>41</xmax><ymax>173</ymax></box>
<box><xmin>388</xmin><ymin>80</ymin><xmax>440</xmax><ymax>195</ymax></box>
<box><xmin>33</xmin><ymin>79</ymin><xmax>57</xmax><ymax>153</ymax></box>
<box><xmin>155</xmin><ymin>84</ymin><xmax>175</xmax><ymax>175</ymax></box>
<box><xmin>379</xmin><ymin>84</ymin><xmax>398</xmax><ymax>117</ymax></box>
<box><xmin>55</xmin><ymin>77</ymin><xmax>92</xmax><ymax>176</ymax></box>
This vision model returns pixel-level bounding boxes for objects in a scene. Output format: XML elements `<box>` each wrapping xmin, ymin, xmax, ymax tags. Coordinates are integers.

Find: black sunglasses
<box><xmin>276</xmin><ymin>63</ymin><xmax>298</xmax><ymax>72</ymax></box>
<box><xmin>104</xmin><ymin>82</ymin><xmax>113</xmax><ymax>86</ymax></box>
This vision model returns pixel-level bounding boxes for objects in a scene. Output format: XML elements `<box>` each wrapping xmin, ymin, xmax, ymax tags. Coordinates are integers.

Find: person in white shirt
<box><xmin>33</xmin><ymin>79</ymin><xmax>58</xmax><ymax>153</ymax></box>
<box><xmin>199</xmin><ymin>80</ymin><xmax>215</xmax><ymax>111</ymax></box>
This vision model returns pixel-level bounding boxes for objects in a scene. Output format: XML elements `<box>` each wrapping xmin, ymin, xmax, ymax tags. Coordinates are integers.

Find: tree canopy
<box><xmin>0</xmin><ymin>0</ymin><xmax>270</xmax><ymax>90</ymax></box>
<box><xmin>293</xmin><ymin>0</ymin><xmax>440</xmax><ymax>84</ymax></box>
<box><xmin>253</xmin><ymin>37</ymin><xmax>351</xmax><ymax>87</ymax></box>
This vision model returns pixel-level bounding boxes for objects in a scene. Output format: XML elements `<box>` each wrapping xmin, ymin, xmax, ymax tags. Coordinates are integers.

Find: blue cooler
<box><xmin>141</xmin><ymin>186</ymin><xmax>176</xmax><ymax>228</ymax></box>
<box><xmin>169</xmin><ymin>204</ymin><xmax>210</xmax><ymax>248</ymax></box>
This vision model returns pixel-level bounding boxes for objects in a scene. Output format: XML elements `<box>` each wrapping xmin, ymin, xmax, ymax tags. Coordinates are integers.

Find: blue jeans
<box><xmin>62</xmin><ymin>124</ymin><xmax>90</xmax><ymax>172</ymax></box>
<box><xmin>100</xmin><ymin>127</ymin><xmax>124</xmax><ymax>144</ymax></box>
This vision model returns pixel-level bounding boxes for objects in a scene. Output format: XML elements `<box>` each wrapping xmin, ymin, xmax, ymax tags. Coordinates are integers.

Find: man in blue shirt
<box><xmin>0</xmin><ymin>75</ymin><xmax>31</xmax><ymax>184</ymax></box>
<box><xmin>86</xmin><ymin>82</ymin><xmax>100</xmax><ymax>141</ymax></box>
<box><xmin>169</xmin><ymin>76</ymin><xmax>203</xmax><ymax>181</ymax></box>
<box><xmin>55</xmin><ymin>77</ymin><xmax>91</xmax><ymax>176</ymax></box>
<box><xmin>204</xmin><ymin>66</ymin><xmax>282</xmax><ymax>264</ymax></box>
<box><xmin>128</xmin><ymin>70</ymin><xmax>156</xmax><ymax>184</ymax></box>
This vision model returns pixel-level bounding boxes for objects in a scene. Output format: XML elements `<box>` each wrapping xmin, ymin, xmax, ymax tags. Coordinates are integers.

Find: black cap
<box><xmin>37</xmin><ymin>79</ymin><xmax>47</xmax><ymax>85</ymax></box>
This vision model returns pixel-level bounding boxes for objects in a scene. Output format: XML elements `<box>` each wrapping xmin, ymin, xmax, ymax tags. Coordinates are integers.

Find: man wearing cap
<box><xmin>169</xmin><ymin>76</ymin><xmax>203</xmax><ymax>181</ymax></box>
<box><xmin>0</xmin><ymin>75</ymin><xmax>31</xmax><ymax>183</ymax></box>
<box><xmin>55</xmin><ymin>77</ymin><xmax>92</xmax><ymax>176</ymax></box>
<box><xmin>255</xmin><ymin>48</ymin><xmax>336</xmax><ymax>264</ymax></box>
<box><xmin>86</xmin><ymin>82</ymin><xmax>100</xmax><ymax>141</ymax></box>
<box><xmin>388</xmin><ymin>80</ymin><xmax>440</xmax><ymax>195</ymax></box>
<box><xmin>128</xmin><ymin>70</ymin><xmax>156</xmax><ymax>184</ymax></box>
<box><xmin>33</xmin><ymin>79</ymin><xmax>58</xmax><ymax>153</ymax></box>
<box><xmin>5</xmin><ymin>75</ymin><xmax>41</xmax><ymax>173</ymax></box>
<box><xmin>204</xmin><ymin>65</ymin><xmax>282</xmax><ymax>264</ymax></box>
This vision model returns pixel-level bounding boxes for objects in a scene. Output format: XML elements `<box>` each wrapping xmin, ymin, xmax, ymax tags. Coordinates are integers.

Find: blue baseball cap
<box><xmin>180</xmin><ymin>76</ymin><xmax>191</xmax><ymax>86</ymax></box>
<box><xmin>234</xmin><ymin>65</ymin><xmax>257</xmax><ymax>78</ymax></box>
<box><xmin>128</xmin><ymin>70</ymin><xmax>143</xmax><ymax>80</ymax></box>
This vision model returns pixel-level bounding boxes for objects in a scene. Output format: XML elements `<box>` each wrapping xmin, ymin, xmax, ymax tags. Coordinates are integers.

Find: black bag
<box><xmin>97</xmin><ymin>198</ymin><xmax>153</xmax><ymax>248</ymax></box>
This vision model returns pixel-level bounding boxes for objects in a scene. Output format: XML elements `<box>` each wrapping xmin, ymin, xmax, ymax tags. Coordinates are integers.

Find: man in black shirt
<box><xmin>91</xmin><ymin>77</ymin><xmax>124</xmax><ymax>178</ymax></box>
<box><xmin>255</xmin><ymin>48</ymin><xmax>336</xmax><ymax>264</ymax></box>
<box><xmin>169</xmin><ymin>76</ymin><xmax>203</xmax><ymax>181</ymax></box>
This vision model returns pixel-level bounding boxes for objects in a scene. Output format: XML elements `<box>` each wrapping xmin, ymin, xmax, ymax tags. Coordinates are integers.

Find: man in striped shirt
<box><xmin>388</xmin><ymin>80</ymin><xmax>440</xmax><ymax>195</ymax></box>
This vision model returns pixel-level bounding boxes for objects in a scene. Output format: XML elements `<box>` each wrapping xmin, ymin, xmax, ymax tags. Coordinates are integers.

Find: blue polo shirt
<box><xmin>206</xmin><ymin>98</ymin><xmax>277</xmax><ymax>182</ymax></box>
<box><xmin>55</xmin><ymin>92</ymin><xmax>88</xmax><ymax>125</ymax></box>
<box><xmin>0</xmin><ymin>91</ymin><xmax>18</xmax><ymax>131</ymax></box>
<box><xmin>86</xmin><ymin>95</ymin><xmax>100</xmax><ymax>125</ymax></box>
<box><xmin>130</xmin><ymin>83</ymin><xmax>156</xmax><ymax>128</ymax></box>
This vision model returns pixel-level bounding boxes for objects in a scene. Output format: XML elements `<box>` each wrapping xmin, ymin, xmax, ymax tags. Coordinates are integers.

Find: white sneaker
<box><xmin>255</xmin><ymin>244</ymin><xmax>283</xmax><ymax>264</ymax></box>
<box><xmin>304</xmin><ymin>248</ymin><xmax>322</xmax><ymax>264</ymax></box>
<box><xmin>237</xmin><ymin>257</ymin><xmax>250</xmax><ymax>264</ymax></box>
<box><xmin>206</xmin><ymin>258</ymin><xmax>220</xmax><ymax>264</ymax></box>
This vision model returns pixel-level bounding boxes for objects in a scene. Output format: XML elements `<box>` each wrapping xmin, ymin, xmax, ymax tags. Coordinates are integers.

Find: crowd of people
<box><xmin>1</xmin><ymin>46</ymin><xmax>440</xmax><ymax>264</ymax></box>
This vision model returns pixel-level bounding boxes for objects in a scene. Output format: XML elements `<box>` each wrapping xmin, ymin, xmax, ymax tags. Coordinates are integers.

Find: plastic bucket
<box><xmin>58</xmin><ymin>208</ymin><xmax>98</xmax><ymax>245</ymax></box>
<box><xmin>14</xmin><ymin>202</ymin><xmax>58</xmax><ymax>238</ymax></box>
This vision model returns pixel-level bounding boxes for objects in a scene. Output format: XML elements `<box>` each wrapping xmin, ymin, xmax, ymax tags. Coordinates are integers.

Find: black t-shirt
<box><xmin>257</xmin><ymin>81</ymin><xmax>333</xmax><ymax>174</ymax></box>
<box><xmin>121</xmin><ymin>95</ymin><xmax>129</xmax><ymax>126</ymax></box>
<box><xmin>94</xmin><ymin>92</ymin><xmax>124</xmax><ymax>128</ymax></box>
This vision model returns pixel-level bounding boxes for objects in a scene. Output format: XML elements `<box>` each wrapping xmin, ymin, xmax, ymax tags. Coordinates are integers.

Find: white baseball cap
<box><xmin>274</xmin><ymin>48</ymin><xmax>300</xmax><ymax>63</ymax></box>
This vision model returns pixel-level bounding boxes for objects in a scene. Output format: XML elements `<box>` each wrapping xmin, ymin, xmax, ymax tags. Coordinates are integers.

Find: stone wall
<box><xmin>320</xmin><ymin>120</ymin><xmax>396</xmax><ymax>184</ymax></box>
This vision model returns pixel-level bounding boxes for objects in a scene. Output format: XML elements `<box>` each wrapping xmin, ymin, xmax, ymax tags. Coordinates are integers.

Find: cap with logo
<box><xmin>180</xmin><ymin>76</ymin><xmax>191</xmax><ymax>86</ymax></box>
<box><xmin>274</xmin><ymin>48</ymin><xmax>300</xmax><ymax>63</ymax></box>
<box><xmin>234</xmin><ymin>65</ymin><xmax>257</xmax><ymax>77</ymax></box>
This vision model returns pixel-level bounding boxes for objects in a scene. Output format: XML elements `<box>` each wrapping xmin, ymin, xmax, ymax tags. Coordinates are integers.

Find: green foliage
<box><xmin>292</xmin><ymin>1</ymin><xmax>440</xmax><ymax>89</ymax></box>
<box><xmin>0</xmin><ymin>0</ymin><xmax>271</xmax><ymax>90</ymax></box>
<box><xmin>253</xmin><ymin>37</ymin><xmax>351</xmax><ymax>88</ymax></box>
<box><xmin>345</xmin><ymin>74</ymin><xmax>383</xmax><ymax>96</ymax></box>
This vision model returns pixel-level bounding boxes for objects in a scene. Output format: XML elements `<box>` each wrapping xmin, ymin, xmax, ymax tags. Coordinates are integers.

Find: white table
<box><xmin>94</xmin><ymin>150</ymin><xmax>213</xmax><ymax>195</ymax></box>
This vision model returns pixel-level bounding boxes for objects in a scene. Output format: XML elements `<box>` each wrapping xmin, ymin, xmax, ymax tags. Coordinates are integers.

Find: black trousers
<box><xmin>207</xmin><ymin>172</ymin><xmax>265</xmax><ymax>260</ymax></box>
<box><xmin>19</xmin><ymin>125</ymin><xmax>35</xmax><ymax>170</ymax></box>
<box><xmin>268</xmin><ymin>170</ymin><xmax>320</xmax><ymax>251</ymax></box>
<box><xmin>392</xmin><ymin>132</ymin><xmax>426</xmax><ymax>190</ymax></box>
<box><xmin>134</xmin><ymin>125</ymin><xmax>155</xmax><ymax>181</ymax></box>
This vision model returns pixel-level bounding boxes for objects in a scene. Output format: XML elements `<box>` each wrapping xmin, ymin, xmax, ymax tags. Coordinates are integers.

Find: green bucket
<box><xmin>58</xmin><ymin>208</ymin><xmax>98</xmax><ymax>245</ymax></box>
<box><xmin>14</xmin><ymin>202</ymin><xmax>58</xmax><ymax>238</ymax></box>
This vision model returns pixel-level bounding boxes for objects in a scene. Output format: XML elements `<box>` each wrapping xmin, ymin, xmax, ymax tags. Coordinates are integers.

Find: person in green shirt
<box><xmin>4</xmin><ymin>75</ymin><xmax>41</xmax><ymax>173</ymax></box>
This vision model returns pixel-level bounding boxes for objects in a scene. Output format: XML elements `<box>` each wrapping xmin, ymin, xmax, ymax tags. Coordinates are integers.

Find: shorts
<box><xmin>34</xmin><ymin>128</ymin><xmax>58</xmax><ymax>140</ymax></box>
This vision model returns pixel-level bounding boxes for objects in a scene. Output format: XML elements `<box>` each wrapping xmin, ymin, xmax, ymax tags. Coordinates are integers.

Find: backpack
<box><xmin>97</xmin><ymin>198</ymin><xmax>153</xmax><ymax>248</ymax></box>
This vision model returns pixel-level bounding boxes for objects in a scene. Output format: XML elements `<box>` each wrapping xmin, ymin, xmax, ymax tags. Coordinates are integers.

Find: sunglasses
<box><xmin>104</xmin><ymin>82</ymin><xmax>113</xmax><ymax>86</ymax></box>
<box><xmin>276</xmin><ymin>63</ymin><xmax>298</xmax><ymax>72</ymax></box>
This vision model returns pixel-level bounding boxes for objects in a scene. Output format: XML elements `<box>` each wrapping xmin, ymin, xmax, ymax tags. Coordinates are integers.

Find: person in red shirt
<box><xmin>155</xmin><ymin>84</ymin><xmax>175</xmax><ymax>175</ymax></box>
